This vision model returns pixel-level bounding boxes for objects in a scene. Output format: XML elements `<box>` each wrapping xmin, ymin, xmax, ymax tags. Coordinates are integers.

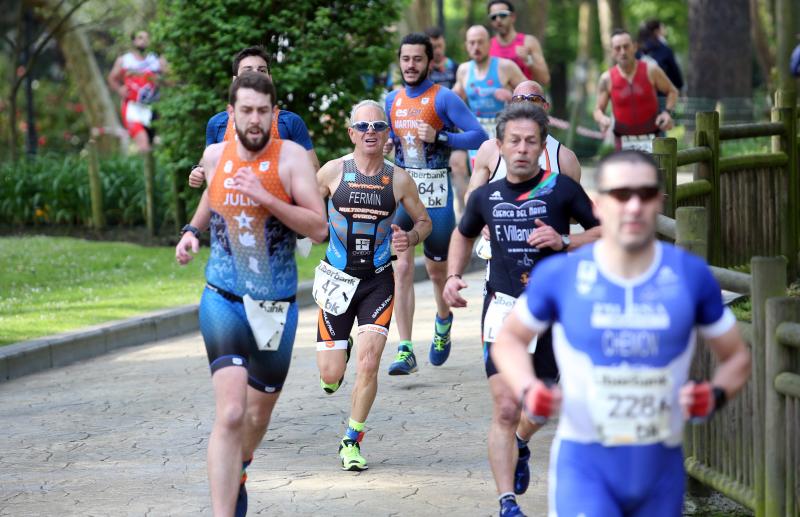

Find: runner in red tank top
<box><xmin>594</xmin><ymin>30</ymin><xmax>678</xmax><ymax>151</ymax></box>
<box><xmin>107</xmin><ymin>30</ymin><xmax>168</xmax><ymax>153</ymax></box>
<box><xmin>487</xmin><ymin>0</ymin><xmax>550</xmax><ymax>84</ymax></box>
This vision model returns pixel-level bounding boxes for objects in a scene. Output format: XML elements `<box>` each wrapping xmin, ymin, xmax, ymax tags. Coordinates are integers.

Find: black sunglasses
<box><xmin>489</xmin><ymin>11</ymin><xmax>511</xmax><ymax>21</ymax></box>
<box><xmin>511</xmin><ymin>93</ymin><xmax>547</xmax><ymax>104</ymax></box>
<box><xmin>599</xmin><ymin>186</ymin><xmax>662</xmax><ymax>202</ymax></box>
<box><xmin>351</xmin><ymin>121</ymin><xmax>389</xmax><ymax>132</ymax></box>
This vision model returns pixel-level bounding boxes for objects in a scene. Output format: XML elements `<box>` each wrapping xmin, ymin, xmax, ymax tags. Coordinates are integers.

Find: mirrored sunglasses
<box><xmin>511</xmin><ymin>93</ymin><xmax>547</xmax><ymax>105</ymax></box>
<box><xmin>351</xmin><ymin>121</ymin><xmax>389</xmax><ymax>132</ymax></box>
<box><xmin>490</xmin><ymin>11</ymin><xmax>511</xmax><ymax>21</ymax></box>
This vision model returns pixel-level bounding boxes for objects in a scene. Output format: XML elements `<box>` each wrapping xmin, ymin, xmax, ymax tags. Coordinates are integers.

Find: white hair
<box><xmin>349</xmin><ymin>99</ymin><xmax>386</xmax><ymax>124</ymax></box>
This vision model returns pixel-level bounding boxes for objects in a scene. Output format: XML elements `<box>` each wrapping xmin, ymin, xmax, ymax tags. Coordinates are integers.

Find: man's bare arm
<box><xmin>557</xmin><ymin>146</ymin><xmax>581</xmax><ymax>184</ymax></box>
<box><xmin>525</xmin><ymin>35</ymin><xmax>550</xmax><ymax>85</ymax></box>
<box><xmin>394</xmin><ymin>167</ymin><xmax>432</xmax><ymax>243</ymax></box>
<box><xmin>593</xmin><ymin>72</ymin><xmax>612</xmax><ymax>132</ymax></box>
<box><xmin>466</xmin><ymin>139</ymin><xmax>498</xmax><ymax>201</ymax></box>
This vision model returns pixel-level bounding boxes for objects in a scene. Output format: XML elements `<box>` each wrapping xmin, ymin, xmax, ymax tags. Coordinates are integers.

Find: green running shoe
<box><xmin>338</xmin><ymin>439</ymin><xmax>368</xmax><ymax>471</ymax></box>
<box><xmin>320</xmin><ymin>336</ymin><xmax>354</xmax><ymax>394</ymax></box>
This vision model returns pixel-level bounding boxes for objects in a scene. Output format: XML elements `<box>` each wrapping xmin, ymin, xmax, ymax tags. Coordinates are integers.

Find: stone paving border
<box><xmin>0</xmin><ymin>255</ymin><xmax>483</xmax><ymax>383</ymax></box>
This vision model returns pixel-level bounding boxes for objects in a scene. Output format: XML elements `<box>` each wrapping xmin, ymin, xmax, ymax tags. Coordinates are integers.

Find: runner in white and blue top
<box><xmin>490</xmin><ymin>151</ymin><xmax>751</xmax><ymax>517</ymax></box>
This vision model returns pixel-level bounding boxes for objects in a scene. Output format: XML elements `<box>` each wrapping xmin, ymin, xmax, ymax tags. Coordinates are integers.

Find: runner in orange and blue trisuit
<box><xmin>175</xmin><ymin>72</ymin><xmax>326</xmax><ymax>517</ymax></box>
<box><xmin>384</xmin><ymin>32</ymin><xmax>488</xmax><ymax>375</ymax></box>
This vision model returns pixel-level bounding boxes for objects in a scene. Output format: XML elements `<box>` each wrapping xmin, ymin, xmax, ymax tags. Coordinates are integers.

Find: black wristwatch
<box><xmin>436</xmin><ymin>131</ymin><xmax>449</xmax><ymax>144</ymax></box>
<box><xmin>560</xmin><ymin>234</ymin><xmax>571</xmax><ymax>250</ymax></box>
<box><xmin>181</xmin><ymin>224</ymin><xmax>201</xmax><ymax>239</ymax></box>
<box><xmin>712</xmin><ymin>386</ymin><xmax>727</xmax><ymax>412</ymax></box>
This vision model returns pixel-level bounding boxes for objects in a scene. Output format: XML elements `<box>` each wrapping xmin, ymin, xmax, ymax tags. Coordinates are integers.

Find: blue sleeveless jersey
<box><xmin>465</xmin><ymin>58</ymin><xmax>506</xmax><ymax>118</ymax></box>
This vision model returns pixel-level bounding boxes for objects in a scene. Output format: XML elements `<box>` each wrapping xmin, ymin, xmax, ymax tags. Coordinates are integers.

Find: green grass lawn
<box><xmin>0</xmin><ymin>236</ymin><xmax>326</xmax><ymax>346</ymax></box>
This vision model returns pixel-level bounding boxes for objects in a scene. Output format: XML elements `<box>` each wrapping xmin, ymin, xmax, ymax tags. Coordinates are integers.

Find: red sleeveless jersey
<box><xmin>609</xmin><ymin>61</ymin><xmax>659</xmax><ymax>136</ymax></box>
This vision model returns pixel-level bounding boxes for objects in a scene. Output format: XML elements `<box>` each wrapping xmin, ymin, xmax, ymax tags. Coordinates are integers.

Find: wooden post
<box><xmin>775</xmin><ymin>0</ymin><xmax>797</xmax><ymax>96</ymax></box>
<box><xmin>86</xmin><ymin>139</ymin><xmax>105</xmax><ymax>230</ymax></box>
<box><xmin>652</xmin><ymin>137</ymin><xmax>678</xmax><ymax>218</ymax></box>
<box><xmin>172</xmin><ymin>165</ymin><xmax>186</xmax><ymax>234</ymax></box>
<box><xmin>772</xmin><ymin>89</ymin><xmax>798</xmax><ymax>280</ymax></box>
<box><xmin>675</xmin><ymin>206</ymin><xmax>707</xmax><ymax>259</ymax></box>
<box><xmin>694</xmin><ymin>112</ymin><xmax>721</xmax><ymax>266</ymax></box>
<box><xmin>750</xmin><ymin>256</ymin><xmax>788</xmax><ymax>517</ymax></box>
<box><xmin>764</xmin><ymin>297</ymin><xmax>800</xmax><ymax>517</ymax></box>
<box><xmin>143</xmin><ymin>150</ymin><xmax>156</xmax><ymax>237</ymax></box>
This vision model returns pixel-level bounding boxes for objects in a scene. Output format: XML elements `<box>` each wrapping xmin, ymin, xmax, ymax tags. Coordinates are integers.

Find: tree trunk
<box><xmin>27</xmin><ymin>0</ymin><xmax>123</xmax><ymax>154</ymax></box>
<box><xmin>566</xmin><ymin>0</ymin><xmax>593</xmax><ymax>149</ymax></box>
<box><xmin>750</xmin><ymin>0</ymin><xmax>775</xmax><ymax>92</ymax></box>
<box><xmin>515</xmin><ymin>0</ymin><xmax>549</xmax><ymax>43</ymax></box>
<box><xmin>688</xmin><ymin>0</ymin><xmax>752</xmax><ymax>120</ymax></box>
<box><xmin>403</xmin><ymin>0</ymin><xmax>434</xmax><ymax>33</ymax></box>
<box><xmin>597</xmin><ymin>0</ymin><xmax>623</xmax><ymax>66</ymax></box>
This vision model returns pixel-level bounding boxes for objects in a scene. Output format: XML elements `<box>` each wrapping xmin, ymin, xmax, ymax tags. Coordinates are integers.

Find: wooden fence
<box><xmin>661</xmin><ymin>207</ymin><xmax>798</xmax><ymax>516</ymax></box>
<box><xmin>652</xmin><ymin>89</ymin><xmax>799</xmax><ymax>279</ymax></box>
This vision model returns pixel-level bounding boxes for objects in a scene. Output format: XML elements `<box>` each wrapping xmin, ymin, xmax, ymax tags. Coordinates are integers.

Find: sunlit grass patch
<box><xmin>0</xmin><ymin>236</ymin><xmax>326</xmax><ymax>345</ymax></box>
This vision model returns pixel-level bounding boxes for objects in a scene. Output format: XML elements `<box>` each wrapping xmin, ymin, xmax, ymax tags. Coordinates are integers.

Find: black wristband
<box><xmin>181</xmin><ymin>224</ymin><xmax>201</xmax><ymax>239</ymax></box>
<box><xmin>446</xmin><ymin>273</ymin><xmax>462</xmax><ymax>281</ymax></box>
<box><xmin>712</xmin><ymin>386</ymin><xmax>727</xmax><ymax>412</ymax></box>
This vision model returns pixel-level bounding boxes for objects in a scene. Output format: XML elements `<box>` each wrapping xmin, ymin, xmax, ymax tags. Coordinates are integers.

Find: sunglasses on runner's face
<box><xmin>511</xmin><ymin>93</ymin><xmax>547</xmax><ymax>105</ymax></box>
<box><xmin>490</xmin><ymin>11</ymin><xmax>511</xmax><ymax>21</ymax></box>
<box><xmin>599</xmin><ymin>186</ymin><xmax>662</xmax><ymax>202</ymax></box>
<box><xmin>351</xmin><ymin>121</ymin><xmax>389</xmax><ymax>132</ymax></box>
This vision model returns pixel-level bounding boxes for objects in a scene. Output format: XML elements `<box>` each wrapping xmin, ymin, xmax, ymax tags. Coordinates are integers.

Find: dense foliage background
<box><xmin>150</xmin><ymin>0</ymin><xmax>402</xmax><ymax>184</ymax></box>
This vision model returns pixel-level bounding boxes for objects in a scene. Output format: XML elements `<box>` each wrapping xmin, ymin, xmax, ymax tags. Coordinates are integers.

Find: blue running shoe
<box><xmin>388</xmin><ymin>342</ymin><xmax>418</xmax><ymax>375</ymax></box>
<box><xmin>234</xmin><ymin>480</ymin><xmax>247</xmax><ymax>517</ymax></box>
<box><xmin>499</xmin><ymin>498</ymin><xmax>527</xmax><ymax>517</ymax></box>
<box><xmin>514</xmin><ymin>445</ymin><xmax>531</xmax><ymax>494</ymax></box>
<box><xmin>429</xmin><ymin>312</ymin><xmax>452</xmax><ymax>366</ymax></box>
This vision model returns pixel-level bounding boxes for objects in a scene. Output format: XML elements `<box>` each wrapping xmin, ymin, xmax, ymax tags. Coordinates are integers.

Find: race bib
<box><xmin>483</xmin><ymin>292</ymin><xmax>516</xmax><ymax>343</ymax></box>
<box><xmin>296</xmin><ymin>236</ymin><xmax>312</xmax><ymax>258</ymax></box>
<box><xmin>409</xmin><ymin>168</ymin><xmax>449</xmax><ymax>208</ymax></box>
<box><xmin>125</xmin><ymin>101</ymin><xmax>153</xmax><ymax>127</ymax></box>
<box><xmin>478</xmin><ymin>117</ymin><xmax>497</xmax><ymax>139</ymax></box>
<box><xmin>243</xmin><ymin>295</ymin><xmax>290</xmax><ymax>351</ymax></box>
<box><xmin>589</xmin><ymin>365</ymin><xmax>673</xmax><ymax>446</ymax></box>
<box><xmin>312</xmin><ymin>261</ymin><xmax>360</xmax><ymax>316</ymax></box>
<box><xmin>620</xmin><ymin>135</ymin><xmax>654</xmax><ymax>153</ymax></box>
<box><xmin>475</xmin><ymin>235</ymin><xmax>492</xmax><ymax>260</ymax></box>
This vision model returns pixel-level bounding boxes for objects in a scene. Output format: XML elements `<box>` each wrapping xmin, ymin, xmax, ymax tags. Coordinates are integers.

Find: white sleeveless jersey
<box><xmin>121</xmin><ymin>52</ymin><xmax>161</xmax><ymax>74</ymax></box>
<box><xmin>489</xmin><ymin>134</ymin><xmax>561</xmax><ymax>183</ymax></box>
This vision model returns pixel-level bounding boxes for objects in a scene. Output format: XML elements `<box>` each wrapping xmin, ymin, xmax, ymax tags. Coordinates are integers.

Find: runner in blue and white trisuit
<box><xmin>443</xmin><ymin>103</ymin><xmax>600</xmax><ymax>517</ymax></box>
<box><xmin>383</xmin><ymin>32</ymin><xmax>488</xmax><ymax>375</ymax></box>
<box><xmin>491</xmin><ymin>150</ymin><xmax>751</xmax><ymax>517</ymax></box>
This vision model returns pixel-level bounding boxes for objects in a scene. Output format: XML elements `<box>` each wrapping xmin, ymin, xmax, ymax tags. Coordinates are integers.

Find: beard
<box><xmin>135</xmin><ymin>45</ymin><xmax>148</xmax><ymax>53</ymax></box>
<box><xmin>236</xmin><ymin>125</ymin><xmax>270</xmax><ymax>152</ymax></box>
<box><xmin>402</xmin><ymin>68</ymin><xmax>429</xmax><ymax>88</ymax></box>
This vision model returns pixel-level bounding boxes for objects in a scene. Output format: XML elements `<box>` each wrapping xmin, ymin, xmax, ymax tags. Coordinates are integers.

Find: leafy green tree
<box><xmin>150</xmin><ymin>0</ymin><xmax>402</xmax><ymax>194</ymax></box>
